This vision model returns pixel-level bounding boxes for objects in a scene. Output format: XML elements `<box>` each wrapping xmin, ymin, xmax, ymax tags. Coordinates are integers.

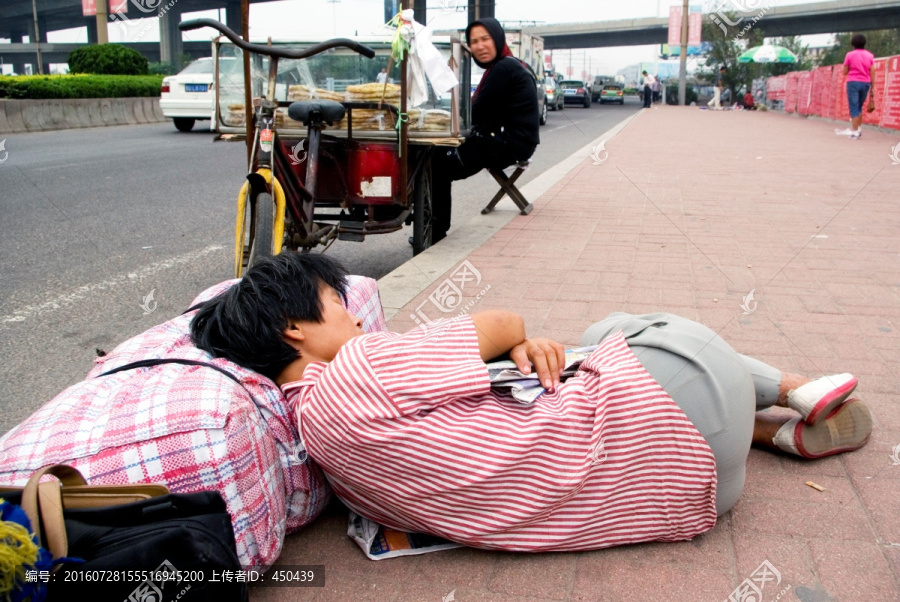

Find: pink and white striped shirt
<box><xmin>284</xmin><ymin>316</ymin><xmax>717</xmax><ymax>551</ymax></box>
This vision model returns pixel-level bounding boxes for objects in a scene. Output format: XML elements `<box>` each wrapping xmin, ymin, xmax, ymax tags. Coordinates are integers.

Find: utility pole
<box><xmin>95</xmin><ymin>0</ymin><xmax>108</xmax><ymax>45</ymax></box>
<box><xmin>655</xmin><ymin>0</ymin><xmax>660</xmax><ymax>91</ymax></box>
<box><xmin>31</xmin><ymin>0</ymin><xmax>44</xmax><ymax>73</ymax></box>
<box><xmin>326</xmin><ymin>0</ymin><xmax>340</xmax><ymax>36</ymax></box>
<box><xmin>678</xmin><ymin>0</ymin><xmax>688</xmax><ymax>105</ymax></box>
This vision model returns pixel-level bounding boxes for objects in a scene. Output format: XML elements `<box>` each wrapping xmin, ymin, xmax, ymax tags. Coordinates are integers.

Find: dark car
<box><xmin>598</xmin><ymin>84</ymin><xmax>625</xmax><ymax>105</ymax></box>
<box><xmin>541</xmin><ymin>77</ymin><xmax>564</xmax><ymax>111</ymax></box>
<box><xmin>559</xmin><ymin>80</ymin><xmax>591</xmax><ymax>108</ymax></box>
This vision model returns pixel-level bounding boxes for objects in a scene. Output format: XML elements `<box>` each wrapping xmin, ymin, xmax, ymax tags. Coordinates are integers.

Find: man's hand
<box><xmin>510</xmin><ymin>338</ymin><xmax>566</xmax><ymax>390</ymax></box>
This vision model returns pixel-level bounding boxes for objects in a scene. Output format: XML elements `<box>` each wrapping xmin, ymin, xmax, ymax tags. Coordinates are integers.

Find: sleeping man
<box><xmin>191</xmin><ymin>252</ymin><xmax>872</xmax><ymax>551</ymax></box>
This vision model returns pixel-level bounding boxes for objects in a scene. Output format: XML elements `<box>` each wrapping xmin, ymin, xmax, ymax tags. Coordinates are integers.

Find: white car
<box><xmin>159</xmin><ymin>58</ymin><xmax>217</xmax><ymax>132</ymax></box>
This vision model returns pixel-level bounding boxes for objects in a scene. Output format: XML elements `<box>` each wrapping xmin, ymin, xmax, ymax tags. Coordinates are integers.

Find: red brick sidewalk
<box><xmin>258</xmin><ymin>107</ymin><xmax>900</xmax><ymax>601</ymax></box>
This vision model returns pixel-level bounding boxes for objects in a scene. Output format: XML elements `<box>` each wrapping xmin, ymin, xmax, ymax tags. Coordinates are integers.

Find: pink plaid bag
<box><xmin>0</xmin><ymin>275</ymin><xmax>387</xmax><ymax>568</ymax></box>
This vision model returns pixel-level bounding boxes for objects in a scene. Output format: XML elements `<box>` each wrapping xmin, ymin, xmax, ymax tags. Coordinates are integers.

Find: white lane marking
<box><xmin>2</xmin><ymin>245</ymin><xmax>224</xmax><ymax>324</ymax></box>
<box><xmin>545</xmin><ymin>122</ymin><xmax>577</xmax><ymax>133</ymax></box>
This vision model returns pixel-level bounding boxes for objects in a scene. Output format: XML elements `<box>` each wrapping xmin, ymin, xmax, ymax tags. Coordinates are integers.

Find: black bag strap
<box><xmin>99</xmin><ymin>358</ymin><xmax>242</xmax><ymax>385</ymax></box>
<box><xmin>95</xmin><ymin>357</ymin><xmax>305</xmax><ymax>465</ymax></box>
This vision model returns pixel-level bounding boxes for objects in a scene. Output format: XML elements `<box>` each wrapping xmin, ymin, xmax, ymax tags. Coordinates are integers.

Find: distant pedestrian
<box><xmin>641</xmin><ymin>70</ymin><xmax>655</xmax><ymax>108</ymax></box>
<box><xmin>651</xmin><ymin>77</ymin><xmax>660</xmax><ymax>103</ymax></box>
<box><xmin>376</xmin><ymin>68</ymin><xmax>387</xmax><ymax>84</ymax></box>
<box><xmin>836</xmin><ymin>34</ymin><xmax>876</xmax><ymax>139</ymax></box>
<box><xmin>707</xmin><ymin>66</ymin><xmax>726</xmax><ymax>110</ymax></box>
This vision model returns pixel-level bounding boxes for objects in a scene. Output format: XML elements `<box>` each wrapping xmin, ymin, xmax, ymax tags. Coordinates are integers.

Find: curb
<box><xmin>0</xmin><ymin>98</ymin><xmax>167</xmax><ymax>133</ymax></box>
<box><xmin>376</xmin><ymin>110</ymin><xmax>644</xmax><ymax>322</ymax></box>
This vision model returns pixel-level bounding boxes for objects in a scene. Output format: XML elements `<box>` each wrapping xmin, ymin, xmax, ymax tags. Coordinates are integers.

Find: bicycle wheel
<box><xmin>412</xmin><ymin>157</ymin><xmax>433</xmax><ymax>256</ymax></box>
<box><xmin>247</xmin><ymin>192</ymin><xmax>275</xmax><ymax>269</ymax></box>
<box><xmin>235</xmin><ymin>172</ymin><xmax>286</xmax><ymax>278</ymax></box>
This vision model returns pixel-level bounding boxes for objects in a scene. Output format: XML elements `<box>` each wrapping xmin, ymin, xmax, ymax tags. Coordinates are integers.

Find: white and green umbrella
<box><xmin>738</xmin><ymin>45</ymin><xmax>798</xmax><ymax>63</ymax></box>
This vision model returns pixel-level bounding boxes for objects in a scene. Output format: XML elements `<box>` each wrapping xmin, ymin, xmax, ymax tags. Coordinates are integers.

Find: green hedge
<box><xmin>0</xmin><ymin>74</ymin><xmax>164</xmax><ymax>99</ymax></box>
<box><xmin>68</xmin><ymin>44</ymin><xmax>148</xmax><ymax>75</ymax></box>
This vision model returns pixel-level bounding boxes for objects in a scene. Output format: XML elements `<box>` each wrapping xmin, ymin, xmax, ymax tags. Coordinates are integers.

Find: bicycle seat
<box><xmin>288</xmin><ymin>100</ymin><xmax>346</xmax><ymax>126</ymax></box>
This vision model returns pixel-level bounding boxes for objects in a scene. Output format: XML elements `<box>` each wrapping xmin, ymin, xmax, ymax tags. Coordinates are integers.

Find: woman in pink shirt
<box><xmin>837</xmin><ymin>34</ymin><xmax>876</xmax><ymax>139</ymax></box>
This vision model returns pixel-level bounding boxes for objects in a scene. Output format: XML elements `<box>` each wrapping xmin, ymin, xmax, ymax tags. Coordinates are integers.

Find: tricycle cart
<box><xmin>178</xmin><ymin>17</ymin><xmax>471</xmax><ymax>277</ymax></box>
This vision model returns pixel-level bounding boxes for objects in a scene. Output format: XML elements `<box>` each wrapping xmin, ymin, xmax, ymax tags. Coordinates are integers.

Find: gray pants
<box><xmin>581</xmin><ymin>313</ymin><xmax>781</xmax><ymax>516</ymax></box>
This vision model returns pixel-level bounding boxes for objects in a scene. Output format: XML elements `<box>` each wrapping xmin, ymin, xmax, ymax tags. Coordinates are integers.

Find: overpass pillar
<box><xmin>468</xmin><ymin>0</ymin><xmax>495</xmax><ymax>22</ymax></box>
<box><xmin>413</xmin><ymin>0</ymin><xmax>426</xmax><ymax>24</ymax></box>
<box><xmin>159</xmin><ymin>9</ymin><xmax>184</xmax><ymax>67</ymax></box>
<box><xmin>87</xmin><ymin>18</ymin><xmax>98</xmax><ymax>44</ymax></box>
<box><xmin>225</xmin><ymin>1</ymin><xmax>242</xmax><ymax>35</ymax></box>
<box><xmin>10</xmin><ymin>31</ymin><xmax>33</xmax><ymax>75</ymax></box>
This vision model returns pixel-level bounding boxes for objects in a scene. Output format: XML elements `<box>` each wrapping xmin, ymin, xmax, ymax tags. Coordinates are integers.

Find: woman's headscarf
<box><xmin>466</xmin><ymin>17</ymin><xmax>514</xmax><ymax>100</ymax></box>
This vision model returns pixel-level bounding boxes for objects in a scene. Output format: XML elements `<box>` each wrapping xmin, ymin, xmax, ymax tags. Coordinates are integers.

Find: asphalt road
<box><xmin>0</xmin><ymin>96</ymin><xmax>641</xmax><ymax>435</ymax></box>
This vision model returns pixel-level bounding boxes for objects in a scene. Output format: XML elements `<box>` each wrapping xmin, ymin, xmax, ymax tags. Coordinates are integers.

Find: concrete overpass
<box><xmin>0</xmin><ymin>0</ymin><xmax>456</xmax><ymax>74</ymax></box>
<box><xmin>525</xmin><ymin>0</ymin><xmax>900</xmax><ymax>50</ymax></box>
<box><xmin>0</xmin><ymin>0</ymin><xmax>261</xmax><ymax>73</ymax></box>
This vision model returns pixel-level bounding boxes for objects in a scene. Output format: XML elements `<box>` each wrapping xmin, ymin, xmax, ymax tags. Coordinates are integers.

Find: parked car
<box><xmin>542</xmin><ymin>77</ymin><xmax>564</xmax><ymax>111</ymax></box>
<box><xmin>521</xmin><ymin>62</ymin><xmax>548</xmax><ymax>125</ymax></box>
<box><xmin>598</xmin><ymin>84</ymin><xmax>625</xmax><ymax>105</ymax></box>
<box><xmin>160</xmin><ymin>57</ymin><xmax>218</xmax><ymax>132</ymax></box>
<box><xmin>559</xmin><ymin>80</ymin><xmax>591</xmax><ymax>108</ymax></box>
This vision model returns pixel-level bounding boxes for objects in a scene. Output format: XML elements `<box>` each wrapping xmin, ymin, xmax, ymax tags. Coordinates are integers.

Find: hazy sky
<box><xmin>33</xmin><ymin>0</ymin><xmax>836</xmax><ymax>75</ymax></box>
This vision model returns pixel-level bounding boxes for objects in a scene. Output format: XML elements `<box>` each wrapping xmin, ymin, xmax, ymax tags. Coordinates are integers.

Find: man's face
<box><xmin>294</xmin><ymin>284</ymin><xmax>364</xmax><ymax>362</ymax></box>
<box><xmin>469</xmin><ymin>25</ymin><xmax>497</xmax><ymax>64</ymax></box>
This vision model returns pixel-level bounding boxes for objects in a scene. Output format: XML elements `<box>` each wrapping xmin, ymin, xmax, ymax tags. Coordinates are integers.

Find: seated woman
<box><xmin>429</xmin><ymin>17</ymin><xmax>540</xmax><ymax>243</ymax></box>
<box><xmin>191</xmin><ymin>253</ymin><xmax>873</xmax><ymax>552</ymax></box>
<box><xmin>743</xmin><ymin>91</ymin><xmax>756</xmax><ymax>110</ymax></box>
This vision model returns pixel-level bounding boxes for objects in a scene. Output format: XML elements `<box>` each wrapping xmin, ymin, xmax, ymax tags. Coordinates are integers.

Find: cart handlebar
<box><xmin>178</xmin><ymin>19</ymin><xmax>376</xmax><ymax>59</ymax></box>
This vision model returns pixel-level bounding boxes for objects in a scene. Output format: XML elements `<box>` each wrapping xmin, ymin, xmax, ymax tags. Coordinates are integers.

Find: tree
<box><xmin>761</xmin><ymin>36</ymin><xmax>814</xmax><ymax>75</ymax></box>
<box><xmin>68</xmin><ymin>44</ymin><xmax>148</xmax><ymax>76</ymax></box>
<box><xmin>697</xmin><ymin>12</ymin><xmax>818</xmax><ymax>99</ymax></box>
<box><xmin>818</xmin><ymin>29</ymin><xmax>900</xmax><ymax>66</ymax></box>
<box><xmin>696</xmin><ymin>13</ymin><xmax>749</xmax><ymax>102</ymax></box>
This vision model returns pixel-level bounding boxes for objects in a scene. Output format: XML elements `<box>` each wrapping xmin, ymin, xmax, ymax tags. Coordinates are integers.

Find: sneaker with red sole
<box><xmin>773</xmin><ymin>399</ymin><xmax>873</xmax><ymax>459</ymax></box>
<box><xmin>787</xmin><ymin>373</ymin><xmax>858</xmax><ymax>425</ymax></box>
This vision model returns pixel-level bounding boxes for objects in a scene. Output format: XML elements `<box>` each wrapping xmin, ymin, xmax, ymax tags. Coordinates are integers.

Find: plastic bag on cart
<box><xmin>399</xmin><ymin>9</ymin><xmax>458</xmax><ymax>107</ymax></box>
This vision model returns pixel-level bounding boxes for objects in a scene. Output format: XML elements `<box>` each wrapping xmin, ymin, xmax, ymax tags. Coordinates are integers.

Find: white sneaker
<box><xmin>773</xmin><ymin>399</ymin><xmax>872</xmax><ymax>458</ymax></box>
<box><xmin>850</xmin><ymin>130</ymin><xmax>861</xmax><ymax>139</ymax></box>
<box><xmin>787</xmin><ymin>373</ymin><xmax>858</xmax><ymax>424</ymax></box>
<box><xmin>834</xmin><ymin>128</ymin><xmax>855</xmax><ymax>136</ymax></box>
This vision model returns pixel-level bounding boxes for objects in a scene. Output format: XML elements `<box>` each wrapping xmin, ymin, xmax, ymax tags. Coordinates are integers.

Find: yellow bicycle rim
<box><xmin>234</xmin><ymin>169</ymin><xmax>286</xmax><ymax>278</ymax></box>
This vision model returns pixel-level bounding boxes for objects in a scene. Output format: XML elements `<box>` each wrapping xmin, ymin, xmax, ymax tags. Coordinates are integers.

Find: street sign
<box><xmin>667</xmin><ymin>6</ymin><xmax>681</xmax><ymax>46</ymax></box>
<box><xmin>668</xmin><ymin>5</ymin><xmax>702</xmax><ymax>52</ymax></box>
<box><xmin>82</xmin><ymin>0</ymin><xmax>128</xmax><ymax>16</ymax></box>
<box><xmin>688</xmin><ymin>6</ymin><xmax>702</xmax><ymax>46</ymax></box>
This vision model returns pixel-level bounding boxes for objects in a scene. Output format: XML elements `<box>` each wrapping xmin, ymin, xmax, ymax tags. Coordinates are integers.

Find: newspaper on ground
<box><xmin>487</xmin><ymin>345</ymin><xmax>598</xmax><ymax>403</ymax></box>
<box><xmin>348</xmin><ymin>512</ymin><xmax>462</xmax><ymax>560</ymax></box>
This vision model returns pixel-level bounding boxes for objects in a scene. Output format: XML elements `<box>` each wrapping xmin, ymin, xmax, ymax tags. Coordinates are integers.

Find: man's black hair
<box><xmin>720</xmin><ymin>66</ymin><xmax>727</xmax><ymax>71</ymax></box>
<box><xmin>851</xmin><ymin>34</ymin><xmax>867</xmax><ymax>49</ymax></box>
<box><xmin>190</xmin><ymin>252</ymin><xmax>349</xmax><ymax>380</ymax></box>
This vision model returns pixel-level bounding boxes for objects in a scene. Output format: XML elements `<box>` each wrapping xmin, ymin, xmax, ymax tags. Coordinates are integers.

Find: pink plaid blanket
<box><xmin>0</xmin><ymin>275</ymin><xmax>387</xmax><ymax>568</ymax></box>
